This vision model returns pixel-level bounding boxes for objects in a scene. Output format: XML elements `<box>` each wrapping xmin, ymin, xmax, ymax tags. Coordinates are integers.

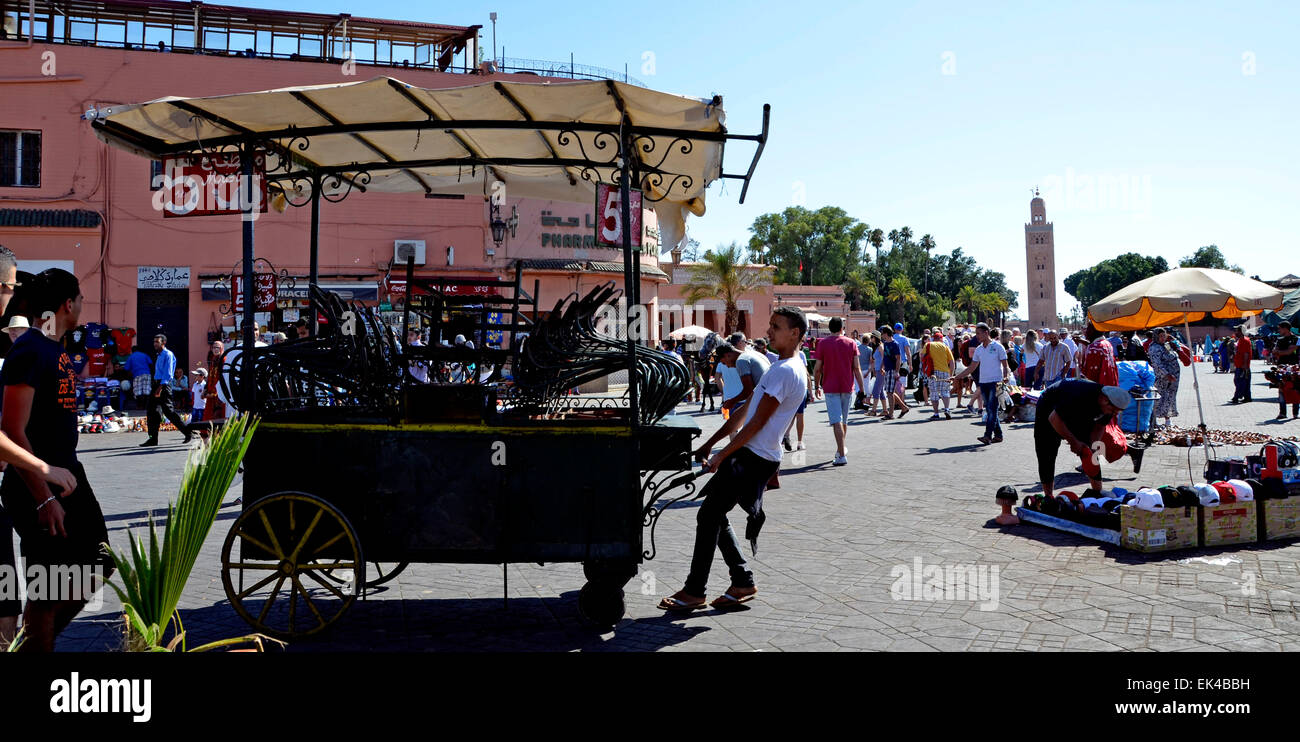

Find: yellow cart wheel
<box><xmin>220</xmin><ymin>491</ymin><xmax>363</xmax><ymax>640</ymax></box>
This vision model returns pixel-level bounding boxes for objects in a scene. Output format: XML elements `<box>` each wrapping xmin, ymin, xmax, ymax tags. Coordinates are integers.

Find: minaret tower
<box><xmin>1025</xmin><ymin>188</ymin><xmax>1058</xmax><ymax>329</ymax></box>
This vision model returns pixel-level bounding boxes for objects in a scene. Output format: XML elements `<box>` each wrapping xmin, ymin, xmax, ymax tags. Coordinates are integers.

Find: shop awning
<box><xmin>201</xmin><ymin>280</ymin><xmax>377</xmax><ymax>302</ymax></box>
<box><xmin>88</xmin><ymin>76</ymin><xmax>769</xmax><ymax>252</ymax></box>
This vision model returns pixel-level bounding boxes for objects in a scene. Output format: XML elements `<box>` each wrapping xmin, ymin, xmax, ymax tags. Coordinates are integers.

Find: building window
<box><xmin>0</xmin><ymin>130</ymin><xmax>41</xmax><ymax>187</ymax></box>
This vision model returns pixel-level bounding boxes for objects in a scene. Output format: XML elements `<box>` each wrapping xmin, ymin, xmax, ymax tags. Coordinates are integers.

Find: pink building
<box><xmin>0</xmin><ymin>0</ymin><xmax>664</xmax><ymax>371</ymax></box>
<box><xmin>773</xmin><ymin>285</ymin><xmax>876</xmax><ymax>338</ymax></box>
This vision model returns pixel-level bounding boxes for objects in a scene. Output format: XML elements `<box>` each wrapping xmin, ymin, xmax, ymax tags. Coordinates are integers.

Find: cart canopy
<box><xmin>89</xmin><ymin>76</ymin><xmax>764</xmax><ymax>251</ymax></box>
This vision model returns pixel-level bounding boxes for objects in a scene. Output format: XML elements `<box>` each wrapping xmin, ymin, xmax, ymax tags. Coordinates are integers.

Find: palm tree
<box><xmin>885</xmin><ymin>275</ymin><xmax>919</xmax><ymax>324</ymax></box>
<box><xmin>842</xmin><ymin>269</ymin><xmax>879</xmax><ymax>311</ymax></box>
<box><xmin>983</xmin><ymin>292</ymin><xmax>1010</xmax><ymax>328</ymax></box>
<box><xmin>683</xmin><ymin>242</ymin><xmax>765</xmax><ymax>335</ymax></box>
<box><xmin>868</xmin><ymin>228</ymin><xmax>885</xmax><ymax>288</ymax></box>
<box><xmin>918</xmin><ymin>234</ymin><xmax>936</xmax><ymax>293</ymax></box>
<box><xmin>954</xmin><ymin>285</ymin><xmax>980</xmax><ymax>322</ymax></box>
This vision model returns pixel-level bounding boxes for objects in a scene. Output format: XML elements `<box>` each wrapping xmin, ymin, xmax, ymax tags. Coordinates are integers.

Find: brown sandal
<box><xmin>710</xmin><ymin>587</ymin><xmax>757</xmax><ymax>609</ymax></box>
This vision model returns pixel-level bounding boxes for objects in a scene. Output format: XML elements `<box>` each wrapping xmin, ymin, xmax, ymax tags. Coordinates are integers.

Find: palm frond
<box><xmin>109</xmin><ymin>414</ymin><xmax>259</xmax><ymax>651</ymax></box>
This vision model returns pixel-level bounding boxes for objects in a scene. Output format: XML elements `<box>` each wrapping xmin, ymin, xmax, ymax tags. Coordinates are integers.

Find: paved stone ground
<box><xmin>29</xmin><ymin>359</ymin><xmax>1300</xmax><ymax>651</ymax></box>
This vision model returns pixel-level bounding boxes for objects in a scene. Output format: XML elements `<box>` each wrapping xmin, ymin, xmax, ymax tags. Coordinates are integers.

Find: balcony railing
<box><xmin>495</xmin><ymin>56</ymin><xmax>646</xmax><ymax>88</ymax></box>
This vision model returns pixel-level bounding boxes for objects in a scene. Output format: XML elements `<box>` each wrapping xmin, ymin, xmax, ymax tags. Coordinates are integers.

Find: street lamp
<box><xmin>490</xmin><ymin>12</ymin><xmax>497</xmax><ymax>66</ymax></box>
<box><xmin>489</xmin><ymin>200</ymin><xmax>518</xmax><ymax>254</ymax></box>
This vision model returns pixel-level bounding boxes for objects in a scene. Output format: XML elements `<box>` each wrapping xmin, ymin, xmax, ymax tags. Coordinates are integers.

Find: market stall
<box><xmin>87</xmin><ymin>75</ymin><xmax>771</xmax><ymax>633</ymax></box>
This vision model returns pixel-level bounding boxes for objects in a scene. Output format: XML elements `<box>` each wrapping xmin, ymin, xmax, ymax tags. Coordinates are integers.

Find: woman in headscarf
<box><xmin>199</xmin><ymin>339</ymin><xmax>229</xmax><ymax>439</ymax></box>
<box><xmin>1146</xmin><ymin>327</ymin><xmax>1181</xmax><ymax>428</ymax></box>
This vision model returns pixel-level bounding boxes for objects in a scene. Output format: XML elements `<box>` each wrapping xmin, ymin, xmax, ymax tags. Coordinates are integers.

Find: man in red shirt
<box><xmin>812</xmin><ymin>317</ymin><xmax>865</xmax><ymax>466</ymax></box>
<box><xmin>1231</xmin><ymin>325</ymin><xmax>1253</xmax><ymax>404</ymax></box>
<box><xmin>1080</xmin><ymin>325</ymin><xmax>1119</xmax><ymax>387</ymax></box>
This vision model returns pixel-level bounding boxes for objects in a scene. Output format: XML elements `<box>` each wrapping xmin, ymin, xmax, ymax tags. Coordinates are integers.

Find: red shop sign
<box><xmin>233</xmin><ymin>273</ymin><xmax>278</xmax><ymax>312</ymax></box>
<box><xmin>160</xmin><ymin>151</ymin><xmax>268</xmax><ymax>218</ymax></box>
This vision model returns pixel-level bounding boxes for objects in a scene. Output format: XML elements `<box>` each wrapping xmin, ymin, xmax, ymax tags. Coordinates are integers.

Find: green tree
<box><xmin>885</xmin><ymin>275</ymin><xmax>919</xmax><ymax>324</ymax></box>
<box><xmin>982</xmin><ymin>292</ymin><xmax>1010</xmax><ymax>328</ymax></box>
<box><xmin>1179</xmin><ymin>244</ymin><xmax>1242</xmax><ymax>273</ymax></box>
<box><xmin>867</xmin><ymin>228</ymin><xmax>885</xmax><ymax>287</ymax></box>
<box><xmin>748</xmin><ymin>206</ymin><xmax>869</xmax><ymax>286</ymax></box>
<box><xmin>1064</xmin><ymin>253</ymin><xmax>1170</xmax><ymax>310</ymax></box>
<box><xmin>841</xmin><ymin>268</ymin><xmax>880</xmax><ymax>311</ymax></box>
<box><xmin>683</xmin><ymin>242</ymin><xmax>765</xmax><ymax>335</ymax></box>
<box><xmin>954</xmin><ymin>285</ymin><xmax>980</xmax><ymax>322</ymax></box>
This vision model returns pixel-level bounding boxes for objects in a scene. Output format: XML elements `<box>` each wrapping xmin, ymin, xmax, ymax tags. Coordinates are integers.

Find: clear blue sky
<box><xmin>265</xmin><ymin>0</ymin><xmax>1298</xmax><ymax>316</ymax></box>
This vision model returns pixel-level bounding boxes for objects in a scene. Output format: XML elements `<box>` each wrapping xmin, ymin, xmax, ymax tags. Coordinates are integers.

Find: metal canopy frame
<box><xmin>88</xmin><ymin>79</ymin><xmax>771</xmax><ymax>428</ymax></box>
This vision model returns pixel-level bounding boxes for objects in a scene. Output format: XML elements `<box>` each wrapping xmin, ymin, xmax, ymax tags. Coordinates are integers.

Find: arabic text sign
<box><xmin>233</xmin><ymin>274</ymin><xmax>278</xmax><ymax>313</ymax></box>
<box><xmin>137</xmin><ymin>266</ymin><xmax>190</xmax><ymax>289</ymax></box>
<box><xmin>160</xmin><ymin>152</ymin><xmax>267</xmax><ymax>218</ymax></box>
<box><xmin>595</xmin><ymin>183</ymin><xmax>642</xmax><ymax>249</ymax></box>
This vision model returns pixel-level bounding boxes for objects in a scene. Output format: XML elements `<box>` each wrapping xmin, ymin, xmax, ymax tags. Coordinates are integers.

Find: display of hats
<box><xmin>1211</xmin><ymin>481</ymin><xmax>1237</xmax><ymax>503</ymax></box>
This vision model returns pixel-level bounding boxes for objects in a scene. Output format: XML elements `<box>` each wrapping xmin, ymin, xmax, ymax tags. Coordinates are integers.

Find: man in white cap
<box><xmin>1033</xmin><ymin>379</ymin><xmax>1131</xmax><ymax>498</ymax></box>
<box><xmin>189</xmin><ymin>367</ymin><xmax>208</xmax><ymax>424</ymax></box>
<box><xmin>4</xmin><ymin>315</ymin><xmax>28</xmax><ymax>344</ymax></box>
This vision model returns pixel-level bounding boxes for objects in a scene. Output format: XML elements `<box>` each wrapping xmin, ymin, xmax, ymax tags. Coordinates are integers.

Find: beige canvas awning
<box><xmin>88</xmin><ymin>75</ymin><xmax>768</xmax><ymax>251</ymax></box>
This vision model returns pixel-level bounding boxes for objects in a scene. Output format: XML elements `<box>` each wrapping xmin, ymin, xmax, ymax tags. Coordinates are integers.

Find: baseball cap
<box><xmin>1132</xmin><ymin>488</ymin><xmax>1165</xmax><ymax>512</ymax></box>
<box><xmin>1157</xmin><ymin>486</ymin><xmax>1183</xmax><ymax>507</ymax></box>
<box><xmin>893</xmin><ymin>322</ymin><xmax>904</xmax><ymax>332</ymax></box>
<box><xmin>1226</xmin><ymin>479</ymin><xmax>1255</xmax><ymax>502</ymax></box>
<box><xmin>1193</xmin><ymin>483</ymin><xmax>1220</xmax><ymax>506</ymax></box>
<box><xmin>454</xmin><ymin>334</ymin><xmax>466</xmax><ymax>344</ymax></box>
<box><xmin>932</xmin><ymin>332</ymin><xmax>942</xmax><ymax>340</ymax></box>
<box><xmin>1101</xmin><ymin>386</ymin><xmax>1133</xmax><ymax>410</ymax></box>
<box><xmin>192</xmin><ymin>367</ymin><xmax>207</xmax><ymax>376</ymax></box>
<box><xmin>1211</xmin><ymin>481</ymin><xmax>1236</xmax><ymax>503</ymax></box>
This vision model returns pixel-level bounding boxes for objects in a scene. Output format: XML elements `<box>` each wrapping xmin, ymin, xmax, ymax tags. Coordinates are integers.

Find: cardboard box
<box><xmin>1258</xmin><ymin>497</ymin><xmax>1300</xmax><ymax>541</ymax></box>
<box><xmin>1120</xmin><ymin>505</ymin><xmax>1199</xmax><ymax>552</ymax></box>
<box><xmin>1199</xmin><ymin>502</ymin><xmax>1258</xmax><ymax>547</ymax></box>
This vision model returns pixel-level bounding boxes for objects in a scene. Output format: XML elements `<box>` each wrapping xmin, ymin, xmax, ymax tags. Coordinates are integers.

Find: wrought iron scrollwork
<box><xmin>321</xmin><ymin>169</ymin><xmax>373</xmax><ymax>203</ymax></box>
<box><xmin>502</xmin><ymin>281</ymin><xmax>689</xmax><ymax>424</ymax></box>
<box><xmin>640</xmin><ymin>173</ymin><xmax>694</xmax><ymax>202</ymax></box>
<box><xmin>272</xmin><ymin>175</ymin><xmax>316</xmax><ymax>209</ymax></box>
<box><xmin>640</xmin><ymin>469</ymin><xmax>700</xmax><ymax>560</ymax></box>
<box><xmin>632</xmin><ymin>134</ymin><xmax>694</xmax><ymax>173</ymax></box>
<box><xmin>556</xmin><ymin>129</ymin><xmax>621</xmax><ymax>167</ymax></box>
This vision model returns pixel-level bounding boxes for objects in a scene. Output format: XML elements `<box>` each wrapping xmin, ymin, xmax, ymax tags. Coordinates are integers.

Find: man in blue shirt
<box><xmin>893</xmin><ymin>322</ymin><xmax>911</xmax><ymax>391</ymax></box>
<box><xmin>141</xmin><ymin>333</ymin><xmax>191</xmax><ymax>447</ymax></box>
<box><xmin>124</xmin><ymin>342</ymin><xmax>153</xmax><ymax>410</ymax></box>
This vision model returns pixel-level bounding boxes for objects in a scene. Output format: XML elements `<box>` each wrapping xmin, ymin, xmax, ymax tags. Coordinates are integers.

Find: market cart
<box><xmin>88</xmin><ymin>75</ymin><xmax>769</xmax><ymax>637</ymax></box>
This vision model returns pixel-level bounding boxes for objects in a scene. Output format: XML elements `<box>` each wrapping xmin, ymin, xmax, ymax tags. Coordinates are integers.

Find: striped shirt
<box><xmin>1038</xmin><ymin>341</ymin><xmax>1073</xmax><ymax>382</ymax></box>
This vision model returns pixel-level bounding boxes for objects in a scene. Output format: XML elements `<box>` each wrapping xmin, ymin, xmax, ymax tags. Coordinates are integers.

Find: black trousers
<box><xmin>146</xmin><ymin>382</ymin><xmax>189</xmax><ymax>439</ymax></box>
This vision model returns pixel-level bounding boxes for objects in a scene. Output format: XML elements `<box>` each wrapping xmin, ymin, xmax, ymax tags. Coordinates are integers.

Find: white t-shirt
<box><xmin>742</xmin><ymin>356</ymin><xmax>810</xmax><ymax>462</ymax></box>
<box><xmin>719</xmin><ymin>363</ymin><xmax>742</xmax><ymax>402</ymax></box>
<box><xmin>1023</xmin><ymin>346</ymin><xmax>1041</xmax><ymax>368</ymax></box>
<box><xmin>191</xmin><ymin>380</ymin><xmax>206</xmax><ymax>409</ymax></box>
<box><xmin>971</xmin><ymin>341</ymin><xmax>1008</xmax><ymax>384</ymax></box>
